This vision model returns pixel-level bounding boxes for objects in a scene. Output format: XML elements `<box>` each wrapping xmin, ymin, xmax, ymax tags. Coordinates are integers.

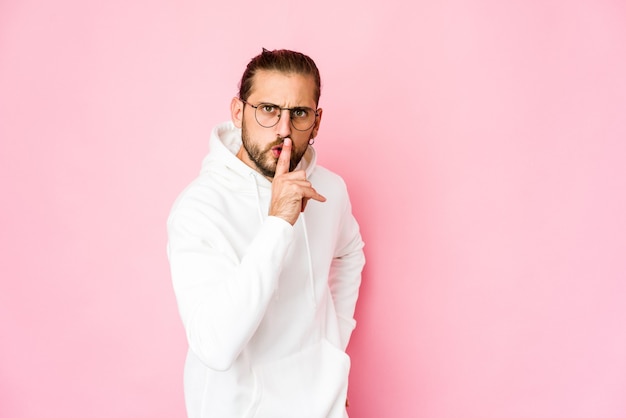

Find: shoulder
<box><xmin>311</xmin><ymin>165</ymin><xmax>348</xmax><ymax>191</ymax></box>
<box><xmin>167</xmin><ymin>173</ymin><xmax>228</xmax><ymax>229</ymax></box>
<box><xmin>309</xmin><ymin>165</ymin><xmax>352</xmax><ymax>211</ymax></box>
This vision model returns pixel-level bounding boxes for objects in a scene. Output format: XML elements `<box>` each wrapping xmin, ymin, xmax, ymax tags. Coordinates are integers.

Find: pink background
<box><xmin>2</xmin><ymin>0</ymin><xmax>626</xmax><ymax>417</ymax></box>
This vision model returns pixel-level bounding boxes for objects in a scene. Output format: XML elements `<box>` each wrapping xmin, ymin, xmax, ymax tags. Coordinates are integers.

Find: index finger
<box><xmin>275</xmin><ymin>137</ymin><xmax>292</xmax><ymax>176</ymax></box>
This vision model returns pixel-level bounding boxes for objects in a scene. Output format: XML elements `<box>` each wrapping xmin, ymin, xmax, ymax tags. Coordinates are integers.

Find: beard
<box><xmin>241</xmin><ymin>120</ymin><xmax>308</xmax><ymax>178</ymax></box>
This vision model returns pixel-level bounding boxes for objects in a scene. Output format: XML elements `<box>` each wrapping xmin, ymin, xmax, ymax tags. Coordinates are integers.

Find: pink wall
<box><xmin>2</xmin><ymin>0</ymin><xmax>625</xmax><ymax>417</ymax></box>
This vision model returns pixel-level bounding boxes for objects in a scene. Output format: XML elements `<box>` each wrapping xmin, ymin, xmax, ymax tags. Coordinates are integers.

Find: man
<box><xmin>167</xmin><ymin>48</ymin><xmax>365</xmax><ymax>418</ymax></box>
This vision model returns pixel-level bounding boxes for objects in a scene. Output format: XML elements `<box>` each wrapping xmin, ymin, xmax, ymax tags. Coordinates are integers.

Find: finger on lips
<box><xmin>275</xmin><ymin>137</ymin><xmax>292</xmax><ymax>176</ymax></box>
<box><xmin>274</xmin><ymin>137</ymin><xmax>326</xmax><ymax>203</ymax></box>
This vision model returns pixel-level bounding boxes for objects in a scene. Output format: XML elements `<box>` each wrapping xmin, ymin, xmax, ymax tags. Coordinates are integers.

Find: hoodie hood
<box><xmin>200</xmin><ymin>121</ymin><xmax>318</xmax><ymax>192</ymax></box>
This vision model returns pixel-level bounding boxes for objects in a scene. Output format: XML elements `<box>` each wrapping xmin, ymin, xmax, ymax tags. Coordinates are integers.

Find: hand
<box><xmin>269</xmin><ymin>138</ymin><xmax>326</xmax><ymax>225</ymax></box>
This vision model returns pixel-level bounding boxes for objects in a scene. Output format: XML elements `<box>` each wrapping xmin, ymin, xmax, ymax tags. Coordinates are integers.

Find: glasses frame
<box><xmin>240</xmin><ymin>99</ymin><xmax>319</xmax><ymax>131</ymax></box>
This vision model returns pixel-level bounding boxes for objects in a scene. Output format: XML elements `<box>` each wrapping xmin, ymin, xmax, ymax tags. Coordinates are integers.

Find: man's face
<box><xmin>231</xmin><ymin>70</ymin><xmax>322</xmax><ymax>179</ymax></box>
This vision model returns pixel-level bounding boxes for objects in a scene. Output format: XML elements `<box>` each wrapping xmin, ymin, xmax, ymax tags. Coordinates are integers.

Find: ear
<box><xmin>311</xmin><ymin>107</ymin><xmax>323</xmax><ymax>138</ymax></box>
<box><xmin>231</xmin><ymin>97</ymin><xmax>244</xmax><ymax>128</ymax></box>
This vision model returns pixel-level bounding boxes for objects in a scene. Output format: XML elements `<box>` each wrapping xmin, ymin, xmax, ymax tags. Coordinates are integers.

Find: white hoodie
<box><xmin>167</xmin><ymin>122</ymin><xmax>365</xmax><ymax>418</ymax></box>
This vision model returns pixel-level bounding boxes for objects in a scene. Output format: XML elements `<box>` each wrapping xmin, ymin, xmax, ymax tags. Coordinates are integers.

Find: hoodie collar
<box><xmin>201</xmin><ymin>121</ymin><xmax>317</xmax><ymax>190</ymax></box>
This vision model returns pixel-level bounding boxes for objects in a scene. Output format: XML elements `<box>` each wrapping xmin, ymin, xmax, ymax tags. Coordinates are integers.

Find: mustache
<box><xmin>267</xmin><ymin>137</ymin><xmax>291</xmax><ymax>150</ymax></box>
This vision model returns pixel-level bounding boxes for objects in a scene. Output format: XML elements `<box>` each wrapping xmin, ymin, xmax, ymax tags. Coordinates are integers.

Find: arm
<box><xmin>167</xmin><ymin>138</ymin><xmax>325</xmax><ymax>371</ymax></box>
<box><xmin>167</xmin><ymin>210</ymin><xmax>293</xmax><ymax>371</ymax></box>
<box><xmin>329</xmin><ymin>194</ymin><xmax>366</xmax><ymax>351</ymax></box>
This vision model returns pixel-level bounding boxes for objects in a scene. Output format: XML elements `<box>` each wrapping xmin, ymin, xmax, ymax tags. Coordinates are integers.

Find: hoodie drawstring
<box><xmin>250</xmin><ymin>172</ymin><xmax>280</xmax><ymax>301</ymax></box>
<box><xmin>249</xmin><ymin>173</ymin><xmax>264</xmax><ymax>223</ymax></box>
<box><xmin>300</xmin><ymin>214</ymin><xmax>317</xmax><ymax>308</ymax></box>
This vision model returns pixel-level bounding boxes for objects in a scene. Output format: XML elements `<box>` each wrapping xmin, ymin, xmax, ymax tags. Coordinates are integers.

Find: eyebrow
<box><xmin>258</xmin><ymin>102</ymin><xmax>315</xmax><ymax>110</ymax></box>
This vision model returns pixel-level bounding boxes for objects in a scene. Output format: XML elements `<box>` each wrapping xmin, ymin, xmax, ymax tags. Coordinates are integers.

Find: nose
<box><xmin>276</xmin><ymin>109</ymin><xmax>292</xmax><ymax>138</ymax></box>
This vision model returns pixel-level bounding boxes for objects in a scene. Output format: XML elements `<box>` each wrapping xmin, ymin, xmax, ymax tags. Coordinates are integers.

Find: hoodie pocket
<box><xmin>251</xmin><ymin>339</ymin><xmax>350</xmax><ymax>418</ymax></box>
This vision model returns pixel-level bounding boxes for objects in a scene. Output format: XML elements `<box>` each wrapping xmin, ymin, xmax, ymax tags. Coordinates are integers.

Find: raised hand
<box><xmin>268</xmin><ymin>137</ymin><xmax>326</xmax><ymax>225</ymax></box>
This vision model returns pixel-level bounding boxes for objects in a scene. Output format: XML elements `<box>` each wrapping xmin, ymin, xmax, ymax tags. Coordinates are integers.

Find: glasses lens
<box><xmin>255</xmin><ymin>104</ymin><xmax>280</xmax><ymax>128</ymax></box>
<box><xmin>252</xmin><ymin>103</ymin><xmax>317</xmax><ymax>130</ymax></box>
<box><xmin>290</xmin><ymin>108</ymin><xmax>316</xmax><ymax>131</ymax></box>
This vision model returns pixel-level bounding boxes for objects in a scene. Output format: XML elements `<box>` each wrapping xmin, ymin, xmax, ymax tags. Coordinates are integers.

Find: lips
<box><xmin>270</xmin><ymin>145</ymin><xmax>283</xmax><ymax>158</ymax></box>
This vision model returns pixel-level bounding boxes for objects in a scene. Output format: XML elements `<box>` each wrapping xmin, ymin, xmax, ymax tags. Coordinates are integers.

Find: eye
<box><xmin>260</xmin><ymin>104</ymin><xmax>278</xmax><ymax>114</ymax></box>
<box><xmin>291</xmin><ymin>108</ymin><xmax>309</xmax><ymax>118</ymax></box>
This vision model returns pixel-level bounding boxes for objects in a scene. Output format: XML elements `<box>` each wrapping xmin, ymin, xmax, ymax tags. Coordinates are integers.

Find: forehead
<box><xmin>248</xmin><ymin>70</ymin><xmax>317</xmax><ymax>107</ymax></box>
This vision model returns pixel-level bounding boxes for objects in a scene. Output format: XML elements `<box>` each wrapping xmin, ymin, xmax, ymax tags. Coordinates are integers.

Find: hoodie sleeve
<box><xmin>328</xmin><ymin>188</ymin><xmax>366</xmax><ymax>351</ymax></box>
<box><xmin>167</xmin><ymin>205</ymin><xmax>293</xmax><ymax>371</ymax></box>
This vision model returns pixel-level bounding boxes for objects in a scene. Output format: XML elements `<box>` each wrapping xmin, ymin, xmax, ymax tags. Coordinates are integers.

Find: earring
<box><xmin>308</xmin><ymin>137</ymin><xmax>315</xmax><ymax>145</ymax></box>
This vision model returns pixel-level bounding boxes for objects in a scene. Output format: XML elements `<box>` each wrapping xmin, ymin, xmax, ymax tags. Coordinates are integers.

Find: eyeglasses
<box><xmin>241</xmin><ymin>100</ymin><xmax>319</xmax><ymax>131</ymax></box>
